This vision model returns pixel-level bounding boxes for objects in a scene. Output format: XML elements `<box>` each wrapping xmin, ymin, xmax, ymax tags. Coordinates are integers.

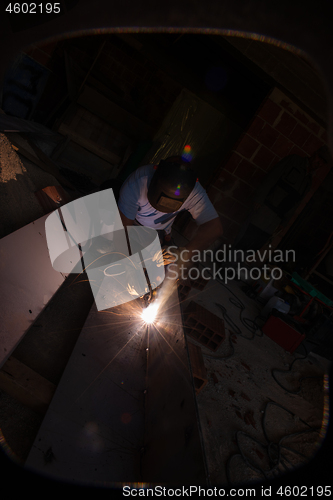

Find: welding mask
<box><xmin>147</xmin><ymin>159</ymin><xmax>197</xmax><ymax>213</ymax></box>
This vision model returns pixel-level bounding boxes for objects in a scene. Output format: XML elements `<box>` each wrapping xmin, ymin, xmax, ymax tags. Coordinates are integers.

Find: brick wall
<box><xmin>205</xmin><ymin>87</ymin><xmax>328</xmax><ymax>246</ymax></box>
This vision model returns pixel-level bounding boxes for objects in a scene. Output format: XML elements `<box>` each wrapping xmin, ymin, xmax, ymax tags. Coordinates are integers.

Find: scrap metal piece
<box><xmin>184</xmin><ymin>301</ymin><xmax>226</xmax><ymax>352</ymax></box>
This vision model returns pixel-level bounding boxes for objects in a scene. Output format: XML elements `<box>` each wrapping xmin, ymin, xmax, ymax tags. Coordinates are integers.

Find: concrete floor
<box><xmin>180</xmin><ymin>279</ymin><xmax>328</xmax><ymax>484</ymax></box>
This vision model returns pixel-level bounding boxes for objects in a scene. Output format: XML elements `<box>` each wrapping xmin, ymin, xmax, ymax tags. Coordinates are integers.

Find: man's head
<box><xmin>148</xmin><ymin>156</ymin><xmax>197</xmax><ymax>213</ymax></box>
<box><xmin>309</xmin><ymin>146</ymin><xmax>332</xmax><ymax>171</ymax></box>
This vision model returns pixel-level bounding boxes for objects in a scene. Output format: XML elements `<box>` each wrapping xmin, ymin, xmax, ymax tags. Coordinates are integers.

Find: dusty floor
<box><xmin>179</xmin><ymin>277</ymin><xmax>328</xmax><ymax>486</ymax></box>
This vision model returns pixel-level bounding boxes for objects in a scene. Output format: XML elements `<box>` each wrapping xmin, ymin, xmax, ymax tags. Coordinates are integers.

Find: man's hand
<box><xmin>152</xmin><ymin>246</ymin><xmax>192</xmax><ymax>268</ymax></box>
<box><xmin>152</xmin><ymin>246</ymin><xmax>179</xmax><ymax>267</ymax></box>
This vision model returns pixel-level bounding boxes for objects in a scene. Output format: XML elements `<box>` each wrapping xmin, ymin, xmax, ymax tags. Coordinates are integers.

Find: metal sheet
<box><xmin>0</xmin><ymin>215</ymin><xmax>66</xmax><ymax>368</ymax></box>
<box><xmin>25</xmin><ymin>287</ymin><xmax>207</xmax><ymax>486</ymax></box>
<box><xmin>143</xmin><ymin>292</ymin><xmax>208</xmax><ymax>484</ymax></box>
<box><xmin>25</xmin><ymin>300</ymin><xmax>147</xmax><ymax>485</ymax></box>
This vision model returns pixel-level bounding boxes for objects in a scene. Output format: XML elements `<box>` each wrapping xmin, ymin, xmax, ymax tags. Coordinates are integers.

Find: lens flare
<box><xmin>142</xmin><ymin>303</ymin><xmax>159</xmax><ymax>324</ymax></box>
<box><xmin>181</xmin><ymin>144</ymin><xmax>193</xmax><ymax>162</ymax></box>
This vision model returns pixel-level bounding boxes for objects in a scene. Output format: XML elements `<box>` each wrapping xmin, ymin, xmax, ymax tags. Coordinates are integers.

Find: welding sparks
<box><xmin>142</xmin><ymin>302</ymin><xmax>159</xmax><ymax>324</ymax></box>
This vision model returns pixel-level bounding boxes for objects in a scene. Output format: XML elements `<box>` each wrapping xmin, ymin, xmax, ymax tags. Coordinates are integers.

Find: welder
<box><xmin>118</xmin><ymin>155</ymin><xmax>223</xmax><ymax>273</ymax></box>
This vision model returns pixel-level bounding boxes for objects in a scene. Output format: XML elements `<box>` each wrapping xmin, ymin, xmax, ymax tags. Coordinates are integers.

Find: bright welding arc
<box><xmin>141</xmin><ymin>302</ymin><xmax>159</xmax><ymax>324</ymax></box>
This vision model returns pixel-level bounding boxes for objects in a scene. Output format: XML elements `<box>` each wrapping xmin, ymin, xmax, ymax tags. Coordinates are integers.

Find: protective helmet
<box><xmin>148</xmin><ymin>157</ymin><xmax>197</xmax><ymax>213</ymax></box>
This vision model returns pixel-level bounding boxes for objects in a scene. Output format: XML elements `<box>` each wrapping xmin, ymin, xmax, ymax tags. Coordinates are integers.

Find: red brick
<box><xmin>294</xmin><ymin>110</ymin><xmax>310</xmax><ymax>126</ymax></box>
<box><xmin>270</xmin><ymin>135</ymin><xmax>294</xmax><ymax>158</ymax></box>
<box><xmin>252</xmin><ymin>145</ymin><xmax>278</xmax><ymax>170</ymax></box>
<box><xmin>223</xmin><ymin>152</ymin><xmax>243</xmax><ymax>173</ymax></box>
<box><xmin>226</xmin><ymin>200</ymin><xmax>249</xmax><ymax>223</ymax></box>
<box><xmin>280</xmin><ymin>99</ymin><xmax>294</xmax><ymax>114</ymax></box>
<box><xmin>246</xmin><ymin>116</ymin><xmax>265</xmax><ymax>139</ymax></box>
<box><xmin>256</xmin><ymin>123</ymin><xmax>279</xmax><ymax>149</ymax></box>
<box><xmin>107</xmin><ymin>60</ymin><xmax>124</xmax><ymax>77</ymax></box>
<box><xmin>274</xmin><ymin>111</ymin><xmax>298</xmax><ymax>137</ymax></box>
<box><xmin>120</xmin><ymin>52</ymin><xmax>137</xmax><ymax>69</ymax></box>
<box><xmin>234</xmin><ymin>159</ymin><xmax>257</xmax><ymax>181</ymax></box>
<box><xmin>232</xmin><ymin>180</ymin><xmax>253</xmax><ymax>203</ymax></box>
<box><xmin>214</xmin><ymin>195</ymin><xmax>233</xmax><ymax>214</ymax></box>
<box><xmin>315</xmin><ymin>163</ymin><xmax>330</xmax><ymax>183</ymax></box>
<box><xmin>289</xmin><ymin>123</ymin><xmax>312</xmax><ymax>148</ymax></box>
<box><xmin>122</xmin><ymin>68</ymin><xmax>135</xmax><ymax>84</ymax></box>
<box><xmin>307</xmin><ymin>120</ymin><xmax>321</xmax><ymax>135</ymax></box>
<box><xmin>302</xmin><ymin>135</ymin><xmax>324</xmax><ymax>156</ymax></box>
<box><xmin>250</xmin><ymin>168</ymin><xmax>266</xmax><ymax>188</ymax></box>
<box><xmin>235</xmin><ymin>134</ymin><xmax>260</xmax><ymax>159</ymax></box>
<box><xmin>257</xmin><ymin>99</ymin><xmax>282</xmax><ymax>125</ymax></box>
<box><xmin>290</xmin><ymin>145</ymin><xmax>307</xmax><ymax>157</ymax></box>
<box><xmin>216</xmin><ymin>170</ymin><xmax>237</xmax><ymax>192</ymax></box>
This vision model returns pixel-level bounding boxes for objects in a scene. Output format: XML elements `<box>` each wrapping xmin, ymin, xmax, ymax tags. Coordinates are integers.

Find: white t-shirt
<box><xmin>118</xmin><ymin>165</ymin><xmax>218</xmax><ymax>234</ymax></box>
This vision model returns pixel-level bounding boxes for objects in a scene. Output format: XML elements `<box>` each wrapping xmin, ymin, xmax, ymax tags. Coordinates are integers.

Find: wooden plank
<box><xmin>55</xmin><ymin>139</ymin><xmax>118</xmax><ymax>185</ymax></box>
<box><xmin>58</xmin><ymin>122</ymin><xmax>122</xmax><ymax>165</ymax></box>
<box><xmin>77</xmin><ymin>85</ymin><xmax>152</xmax><ymax>140</ymax></box>
<box><xmin>0</xmin><ymin>357</ymin><xmax>56</xmax><ymax>415</ymax></box>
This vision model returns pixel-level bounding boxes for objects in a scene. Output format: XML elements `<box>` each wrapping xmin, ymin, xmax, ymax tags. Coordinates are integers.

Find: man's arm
<box><xmin>184</xmin><ymin>217</ymin><xmax>223</xmax><ymax>257</ymax></box>
<box><xmin>153</xmin><ymin>217</ymin><xmax>223</xmax><ymax>268</ymax></box>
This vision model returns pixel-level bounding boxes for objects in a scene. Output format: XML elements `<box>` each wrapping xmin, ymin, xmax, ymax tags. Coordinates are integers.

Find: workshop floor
<box><xmin>180</xmin><ymin>278</ymin><xmax>328</xmax><ymax>485</ymax></box>
<box><xmin>172</xmin><ymin>230</ymin><xmax>330</xmax><ymax>486</ymax></box>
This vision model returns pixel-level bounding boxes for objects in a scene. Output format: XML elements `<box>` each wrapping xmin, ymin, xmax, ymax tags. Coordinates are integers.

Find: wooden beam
<box><xmin>58</xmin><ymin>122</ymin><xmax>121</xmax><ymax>165</ymax></box>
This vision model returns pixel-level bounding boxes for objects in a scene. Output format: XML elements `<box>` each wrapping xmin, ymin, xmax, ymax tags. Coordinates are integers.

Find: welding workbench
<box><xmin>25</xmin><ymin>282</ymin><xmax>207</xmax><ymax>485</ymax></box>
